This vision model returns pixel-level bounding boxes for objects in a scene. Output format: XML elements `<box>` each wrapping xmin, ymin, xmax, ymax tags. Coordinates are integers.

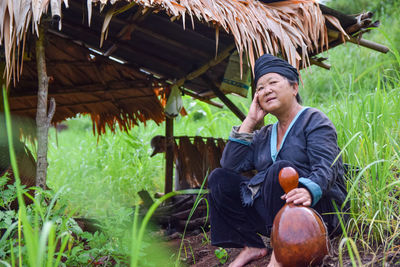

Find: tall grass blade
<box><xmin>338</xmin><ymin>237</ymin><xmax>362</xmax><ymax>267</ymax></box>
<box><xmin>46</xmin><ymin>224</ymin><xmax>56</xmax><ymax>267</ymax></box>
<box><xmin>130</xmin><ymin>205</ymin><xmax>140</xmax><ymax>267</ymax></box>
<box><xmin>331</xmin><ymin>131</ymin><xmax>361</xmax><ymax>167</ymax></box>
<box><xmin>3</xmin><ymin>85</ymin><xmax>37</xmax><ymax>267</ymax></box>
<box><xmin>54</xmin><ymin>233</ymin><xmax>70</xmax><ymax>267</ymax></box>
<box><xmin>10</xmin><ymin>239</ymin><xmax>15</xmax><ymax>267</ymax></box>
<box><xmin>0</xmin><ymin>221</ymin><xmax>18</xmax><ymax>247</ymax></box>
<box><xmin>342</xmin><ymin>159</ymin><xmax>385</xmax><ymax>208</ymax></box>
<box><xmin>176</xmin><ymin>172</ymin><xmax>209</xmax><ymax>266</ymax></box>
<box><xmin>37</xmin><ymin>221</ymin><xmax>53</xmax><ymax>266</ymax></box>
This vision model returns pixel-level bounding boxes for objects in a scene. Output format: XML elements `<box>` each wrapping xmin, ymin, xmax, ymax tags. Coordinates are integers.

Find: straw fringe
<box><xmin>1</xmin><ymin>0</ymin><xmax>346</xmax><ymax>87</ymax></box>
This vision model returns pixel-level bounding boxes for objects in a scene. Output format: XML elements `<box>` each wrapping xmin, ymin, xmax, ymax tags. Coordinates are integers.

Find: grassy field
<box><xmin>1</xmin><ymin>2</ymin><xmax>400</xmax><ymax>266</ymax></box>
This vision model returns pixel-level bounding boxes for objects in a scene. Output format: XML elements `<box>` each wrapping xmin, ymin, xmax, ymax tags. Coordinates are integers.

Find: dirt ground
<box><xmin>166</xmin><ymin>232</ymin><xmax>400</xmax><ymax>267</ymax></box>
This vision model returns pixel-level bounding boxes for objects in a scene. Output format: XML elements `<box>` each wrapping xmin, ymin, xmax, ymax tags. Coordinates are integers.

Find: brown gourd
<box><xmin>271</xmin><ymin>167</ymin><xmax>329</xmax><ymax>267</ymax></box>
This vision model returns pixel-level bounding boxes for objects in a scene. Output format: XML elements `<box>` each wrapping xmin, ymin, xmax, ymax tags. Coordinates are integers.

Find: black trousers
<box><xmin>208</xmin><ymin>160</ymin><xmax>340</xmax><ymax>248</ymax></box>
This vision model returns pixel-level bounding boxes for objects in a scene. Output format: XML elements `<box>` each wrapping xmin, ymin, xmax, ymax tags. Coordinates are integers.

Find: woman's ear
<box><xmin>292</xmin><ymin>82</ymin><xmax>299</xmax><ymax>96</ymax></box>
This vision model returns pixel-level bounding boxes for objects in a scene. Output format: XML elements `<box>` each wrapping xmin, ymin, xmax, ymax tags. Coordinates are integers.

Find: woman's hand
<box><xmin>248</xmin><ymin>92</ymin><xmax>268</xmax><ymax>123</ymax></box>
<box><xmin>239</xmin><ymin>93</ymin><xmax>268</xmax><ymax>133</ymax></box>
<box><xmin>281</xmin><ymin>188</ymin><xmax>312</xmax><ymax>207</ymax></box>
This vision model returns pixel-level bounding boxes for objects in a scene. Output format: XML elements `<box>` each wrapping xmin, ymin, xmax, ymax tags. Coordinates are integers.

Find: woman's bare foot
<box><xmin>228</xmin><ymin>246</ymin><xmax>268</xmax><ymax>267</ymax></box>
<box><xmin>267</xmin><ymin>251</ymin><xmax>282</xmax><ymax>267</ymax></box>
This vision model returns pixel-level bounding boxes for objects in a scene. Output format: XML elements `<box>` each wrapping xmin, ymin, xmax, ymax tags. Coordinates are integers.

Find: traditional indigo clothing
<box><xmin>208</xmin><ymin>107</ymin><xmax>347</xmax><ymax>248</ymax></box>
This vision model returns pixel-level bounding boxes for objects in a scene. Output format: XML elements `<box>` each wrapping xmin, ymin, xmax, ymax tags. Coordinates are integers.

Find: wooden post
<box><xmin>165</xmin><ymin>117</ymin><xmax>174</xmax><ymax>194</ymax></box>
<box><xmin>35</xmin><ymin>25</ymin><xmax>56</xmax><ymax>190</ymax></box>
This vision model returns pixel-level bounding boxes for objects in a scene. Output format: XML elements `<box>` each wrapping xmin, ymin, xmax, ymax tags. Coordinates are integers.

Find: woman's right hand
<box><xmin>239</xmin><ymin>92</ymin><xmax>268</xmax><ymax>133</ymax></box>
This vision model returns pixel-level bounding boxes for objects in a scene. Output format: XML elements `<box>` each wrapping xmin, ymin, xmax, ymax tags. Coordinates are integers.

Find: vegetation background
<box><xmin>1</xmin><ymin>0</ymin><xmax>399</xmax><ymax>266</ymax></box>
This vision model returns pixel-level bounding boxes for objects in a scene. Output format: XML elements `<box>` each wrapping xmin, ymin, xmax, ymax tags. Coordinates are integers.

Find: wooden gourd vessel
<box><xmin>271</xmin><ymin>167</ymin><xmax>329</xmax><ymax>267</ymax></box>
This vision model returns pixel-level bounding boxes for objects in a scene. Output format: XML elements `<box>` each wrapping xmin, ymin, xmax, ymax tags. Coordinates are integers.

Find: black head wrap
<box><xmin>254</xmin><ymin>54</ymin><xmax>299</xmax><ymax>86</ymax></box>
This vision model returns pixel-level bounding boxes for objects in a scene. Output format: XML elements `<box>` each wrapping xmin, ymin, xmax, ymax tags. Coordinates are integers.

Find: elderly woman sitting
<box><xmin>207</xmin><ymin>54</ymin><xmax>347</xmax><ymax>267</ymax></box>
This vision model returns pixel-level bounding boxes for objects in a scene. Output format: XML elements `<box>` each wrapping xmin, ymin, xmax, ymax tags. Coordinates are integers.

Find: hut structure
<box><xmin>0</xmin><ymin>0</ymin><xmax>389</xmax><ymax>194</ymax></box>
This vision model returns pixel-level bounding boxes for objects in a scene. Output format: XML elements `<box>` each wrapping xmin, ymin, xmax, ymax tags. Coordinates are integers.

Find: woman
<box><xmin>208</xmin><ymin>54</ymin><xmax>347</xmax><ymax>267</ymax></box>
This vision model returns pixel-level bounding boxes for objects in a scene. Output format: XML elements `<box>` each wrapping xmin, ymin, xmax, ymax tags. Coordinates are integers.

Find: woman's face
<box><xmin>256</xmin><ymin>73</ymin><xmax>298</xmax><ymax>114</ymax></box>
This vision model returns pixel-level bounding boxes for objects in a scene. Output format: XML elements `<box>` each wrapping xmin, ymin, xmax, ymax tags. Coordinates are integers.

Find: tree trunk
<box><xmin>35</xmin><ymin>25</ymin><xmax>55</xmax><ymax>190</ymax></box>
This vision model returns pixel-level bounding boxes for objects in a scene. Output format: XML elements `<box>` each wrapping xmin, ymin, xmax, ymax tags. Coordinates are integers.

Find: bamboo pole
<box><xmin>35</xmin><ymin>25</ymin><xmax>56</xmax><ymax>190</ymax></box>
<box><xmin>327</xmin><ymin>29</ymin><xmax>389</xmax><ymax>54</ymax></box>
<box><xmin>348</xmin><ymin>37</ymin><xmax>389</xmax><ymax>54</ymax></box>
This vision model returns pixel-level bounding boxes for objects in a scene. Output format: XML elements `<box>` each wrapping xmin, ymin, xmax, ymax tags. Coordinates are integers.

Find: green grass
<box><xmin>298</xmin><ymin>15</ymin><xmax>400</xmax><ymax>262</ymax></box>
<box><xmin>47</xmin><ymin>117</ymin><xmax>165</xmax><ymax>218</ymax></box>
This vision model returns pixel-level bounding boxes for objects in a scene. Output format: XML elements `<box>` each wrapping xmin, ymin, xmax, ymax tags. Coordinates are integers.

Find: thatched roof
<box><xmin>0</xmin><ymin>0</ymin><xmax>386</xmax><ymax>133</ymax></box>
<box><xmin>7</xmin><ymin>34</ymin><xmax>165</xmax><ymax>134</ymax></box>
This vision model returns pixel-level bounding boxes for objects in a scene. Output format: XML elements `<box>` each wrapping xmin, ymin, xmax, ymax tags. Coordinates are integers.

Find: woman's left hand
<box><xmin>281</xmin><ymin>188</ymin><xmax>312</xmax><ymax>206</ymax></box>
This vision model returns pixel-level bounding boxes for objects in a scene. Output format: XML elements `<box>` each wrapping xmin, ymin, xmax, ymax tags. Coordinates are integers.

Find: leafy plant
<box><xmin>214</xmin><ymin>247</ymin><xmax>228</xmax><ymax>265</ymax></box>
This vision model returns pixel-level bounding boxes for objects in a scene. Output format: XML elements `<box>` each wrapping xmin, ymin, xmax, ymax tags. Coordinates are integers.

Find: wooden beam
<box><xmin>12</xmin><ymin>94</ymin><xmax>156</xmax><ymax>112</ymax></box>
<box><xmin>180</xmin><ymin>88</ymin><xmax>223</xmax><ymax>108</ymax></box>
<box><xmin>47</xmin><ymin>29</ymin><xmax>152</xmax><ymax>80</ymax></box>
<box><xmin>165</xmin><ymin>117</ymin><xmax>174</xmax><ymax>194</ymax></box>
<box><xmin>202</xmin><ymin>75</ymin><xmax>246</xmax><ymax>121</ymax></box>
<box><xmin>173</xmin><ymin>43</ymin><xmax>236</xmax><ymax>88</ymax></box>
<box><xmin>134</xmin><ymin>26</ymin><xmax>210</xmax><ymax>59</ymax></box>
<box><xmin>327</xmin><ymin>29</ymin><xmax>389</xmax><ymax>53</ymax></box>
<box><xmin>61</xmin><ymin>20</ymin><xmax>184</xmax><ymax>75</ymax></box>
<box><xmin>69</xmin><ymin>1</ymin><xmax>215</xmax><ymax>58</ymax></box>
<box><xmin>10</xmin><ymin>81</ymin><xmax>149</xmax><ymax>98</ymax></box>
<box><xmin>309</xmin><ymin>58</ymin><xmax>331</xmax><ymax>70</ymax></box>
<box><xmin>109</xmin><ymin>10</ymin><xmax>218</xmax><ymax>49</ymax></box>
<box><xmin>348</xmin><ymin>37</ymin><xmax>389</xmax><ymax>54</ymax></box>
<box><xmin>104</xmin><ymin>6</ymin><xmax>150</xmax><ymax>57</ymax></box>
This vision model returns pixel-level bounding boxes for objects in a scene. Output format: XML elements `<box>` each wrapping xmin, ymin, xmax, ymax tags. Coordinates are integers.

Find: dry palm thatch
<box><xmin>1</xmin><ymin>0</ymin><xmax>347</xmax><ymax>88</ymax></box>
<box><xmin>0</xmin><ymin>0</ymin><xmax>69</xmax><ymax>88</ymax></box>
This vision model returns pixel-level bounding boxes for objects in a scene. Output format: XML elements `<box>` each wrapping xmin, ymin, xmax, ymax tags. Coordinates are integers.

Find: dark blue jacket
<box><xmin>221</xmin><ymin>107</ymin><xmax>347</xmax><ymax>207</ymax></box>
